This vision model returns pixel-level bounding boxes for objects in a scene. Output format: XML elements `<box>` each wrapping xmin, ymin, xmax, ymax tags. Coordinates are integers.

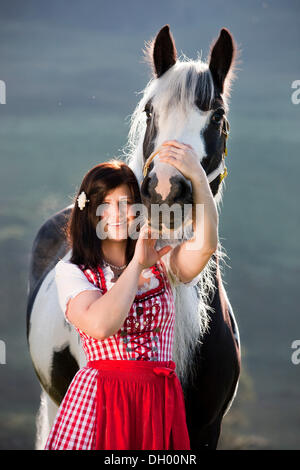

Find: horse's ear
<box><xmin>208</xmin><ymin>28</ymin><xmax>237</xmax><ymax>94</ymax></box>
<box><xmin>143</xmin><ymin>25</ymin><xmax>177</xmax><ymax>78</ymax></box>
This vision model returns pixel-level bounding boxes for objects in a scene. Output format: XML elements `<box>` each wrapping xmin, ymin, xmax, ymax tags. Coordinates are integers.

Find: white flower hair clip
<box><xmin>77</xmin><ymin>191</ymin><xmax>90</xmax><ymax>210</ymax></box>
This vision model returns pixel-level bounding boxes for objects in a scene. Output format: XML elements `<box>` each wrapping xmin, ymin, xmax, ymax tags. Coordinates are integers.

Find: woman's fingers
<box><xmin>157</xmin><ymin>245</ymin><xmax>172</xmax><ymax>259</ymax></box>
<box><xmin>161</xmin><ymin>140</ymin><xmax>183</xmax><ymax>148</ymax></box>
<box><xmin>139</xmin><ymin>222</ymin><xmax>156</xmax><ymax>243</ymax></box>
<box><xmin>161</xmin><ymin>140</ymin><xmax>194</xmax><ymax>151</ymax></box>
<box><xmin>159</xmin><ymin>148</ymin><xmax>181</xmax><ymax>159</ymax></box>
<box><xmin>139</xmin><ymin>223</ymin><xmax>150</xmax><ymax>240</ymax></box>
<box><xmin>160</xmin><ymin>145</ymin><xmax>182</xmax><ymax>154</ymax></box>
<box><xmin>158</xmin><ymin>154</ymin><xmax>179</xmax><ymax>169</ymax></box>
<box><xmin>159</xmin><ymin>152</ymin><xmax>178</xmax><ymax>161</ymax></box>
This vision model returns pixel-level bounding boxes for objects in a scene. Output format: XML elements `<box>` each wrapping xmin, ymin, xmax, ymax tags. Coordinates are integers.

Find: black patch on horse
<box><xmin>50</xmin><ymin>346</ymin><xmax>79</xmax><ymax>405</ymax></box>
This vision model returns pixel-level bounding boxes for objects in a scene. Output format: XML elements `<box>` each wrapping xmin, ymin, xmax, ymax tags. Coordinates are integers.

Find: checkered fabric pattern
<box><xmin>76</xmin><ymin>260</ymin><xmax>175</xmax><ymax>362</ymax></box>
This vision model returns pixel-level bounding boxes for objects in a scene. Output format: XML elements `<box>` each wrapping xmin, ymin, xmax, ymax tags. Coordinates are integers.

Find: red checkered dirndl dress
<box><xmin>44</xmin><ymin>259</ymin><xmax>191</xmax><ymax>450</ymax></box>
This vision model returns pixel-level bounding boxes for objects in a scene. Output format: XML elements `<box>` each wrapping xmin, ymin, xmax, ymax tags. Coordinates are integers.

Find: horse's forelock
<box><xmin>149</xmin><ymin>60</ymin><xmax>215</xmax><ymax>116</ymax></box>
<box><xmin>125</xmin><ymin>59</ymin><xmax>217</xmax><ymax>166</ymax></box>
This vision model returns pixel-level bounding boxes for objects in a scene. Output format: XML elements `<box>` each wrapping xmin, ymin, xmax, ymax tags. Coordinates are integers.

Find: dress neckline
<box><xmin>96</xmin><ymin>262</ymin><xmax>165</xmax><ymax>302</ymax></box>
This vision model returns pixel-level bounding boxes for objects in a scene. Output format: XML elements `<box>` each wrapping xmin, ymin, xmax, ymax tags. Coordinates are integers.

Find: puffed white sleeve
<box><xmin>55</xmin><ymin>260</ymin><xmax>102</xmax><ymax>324</ymax></box>
<box><xmin>161</xmin><ymin>249</ymin><xmax>202</xmax><ymax>288</ymax></box>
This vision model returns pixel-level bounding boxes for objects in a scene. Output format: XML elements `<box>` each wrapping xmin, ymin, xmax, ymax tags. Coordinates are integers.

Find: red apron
<box><xmin>87</xmin><ymin>359</ymin><xmax>191</xmax><ymax>450</ymax></box>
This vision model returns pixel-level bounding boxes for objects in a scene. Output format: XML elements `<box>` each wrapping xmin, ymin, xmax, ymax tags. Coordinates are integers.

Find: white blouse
<box><xmin>55</xmin><ymin>250</ymin><xmax>202</xmax><ymax>323</ymax></box>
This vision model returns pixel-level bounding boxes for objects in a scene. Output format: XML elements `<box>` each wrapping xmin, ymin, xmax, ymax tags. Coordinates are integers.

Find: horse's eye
<box><xmin>211</xmin><ymin>109</ymin><xmax>225</xmax><ymax>124</ymax></box>
<box><xmin>144</xmin><ymin>107</ymin><xmax>152</xmax><ymax>119</ymax></box>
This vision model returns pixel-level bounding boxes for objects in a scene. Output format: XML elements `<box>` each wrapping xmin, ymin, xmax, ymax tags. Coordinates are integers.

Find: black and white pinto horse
<box><xmin>27</xmin><ymin>25</ymin><xmax>241</xmax><ymax>450</ymax></box>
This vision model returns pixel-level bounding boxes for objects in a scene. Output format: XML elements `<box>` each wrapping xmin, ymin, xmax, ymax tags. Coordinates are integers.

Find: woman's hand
<box><xmin>157</xmin><ymin>140</ymin><xmax>207</xmax><ymax>185</ymax></box>
<box><xmin>133</xmin><ymin>222</ymin><xmax>172</xmax><ymax>270</ymax></box>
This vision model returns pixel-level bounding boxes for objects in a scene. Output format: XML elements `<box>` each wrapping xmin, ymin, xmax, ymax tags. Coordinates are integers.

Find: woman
<box><xmin>44</xmin><ymin>140</ymin><xmax>218</xmax><ymax>450</ymax></box>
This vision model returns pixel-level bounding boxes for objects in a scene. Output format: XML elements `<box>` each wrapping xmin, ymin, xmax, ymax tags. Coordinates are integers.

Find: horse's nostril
<box><xmin>173</xmin><ymin>180</ymin><xmax>190</xmax><ymax>203</ymax></box>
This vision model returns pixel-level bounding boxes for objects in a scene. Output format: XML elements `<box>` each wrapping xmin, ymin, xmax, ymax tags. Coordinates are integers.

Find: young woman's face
<box><xmin>101</xmin><ymin>184</ymin><xmax>136</xmax><ymax>240</ymax></box>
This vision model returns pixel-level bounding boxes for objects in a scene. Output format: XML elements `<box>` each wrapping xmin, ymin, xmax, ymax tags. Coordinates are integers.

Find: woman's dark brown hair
<box><xmin>65</xmin><ymin>159</ymin><xmax>142</xmax><ymax>270</ymax></box>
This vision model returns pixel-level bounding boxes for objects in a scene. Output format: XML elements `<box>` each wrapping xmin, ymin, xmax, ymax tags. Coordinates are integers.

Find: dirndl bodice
<box><xmin>75</xmin><ymin>259</ymin><xmax>175</xmax><ymax>362</ymax></box>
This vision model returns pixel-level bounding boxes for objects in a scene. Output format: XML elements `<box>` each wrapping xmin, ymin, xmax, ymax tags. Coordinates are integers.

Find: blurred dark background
<box><xmin>0</xmin><ymin>0</ymin><xmax>299</xmax><ymax>449</ymax></box>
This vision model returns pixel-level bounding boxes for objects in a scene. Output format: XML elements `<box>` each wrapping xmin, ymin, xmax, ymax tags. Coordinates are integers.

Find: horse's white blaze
<box><xmin>150</xmin><ymin>107</ymin><xmax>212</xmax><ymax>199</ymax></box>
<box><xmin>155</xmin><ymin>107</ymin><xmax>211</xmax><ymax>155</ymax></box>
<box><xmin>149</xmin><ymin>158</ymin><xmax>172</xmax><ymax>199</ymax></box>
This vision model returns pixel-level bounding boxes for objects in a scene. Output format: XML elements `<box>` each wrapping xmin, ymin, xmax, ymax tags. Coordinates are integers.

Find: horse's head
<box><xmin>127</xmin><ymin>25</ymin><xmax>237</xmax><ymax>237</ymax></box>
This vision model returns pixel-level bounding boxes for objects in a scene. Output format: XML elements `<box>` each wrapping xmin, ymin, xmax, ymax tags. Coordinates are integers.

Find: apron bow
<box><xmin>153</xmin><ymin>366</ymin><xmax>175</xmax><ymax>378</ymax></box>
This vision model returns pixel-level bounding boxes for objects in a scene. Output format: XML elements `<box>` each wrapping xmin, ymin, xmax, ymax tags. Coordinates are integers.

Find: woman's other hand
<box><xmin>133</xmin><ymin>222</ymin><xmax>172</xmax><ymax>270</ymax></box>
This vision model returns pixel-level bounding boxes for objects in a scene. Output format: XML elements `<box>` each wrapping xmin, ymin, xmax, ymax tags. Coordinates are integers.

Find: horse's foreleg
<box><xmin>35</xmin><ymin>389</ymin><xmax>58</xmax><ymax>450</ymax></box>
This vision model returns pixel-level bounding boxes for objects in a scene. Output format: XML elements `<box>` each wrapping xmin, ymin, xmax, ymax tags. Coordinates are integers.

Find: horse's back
<box><xmin>28</xmin><ymin>205</ymin><xmax>72</xmax><ymax>297</ymax></box>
